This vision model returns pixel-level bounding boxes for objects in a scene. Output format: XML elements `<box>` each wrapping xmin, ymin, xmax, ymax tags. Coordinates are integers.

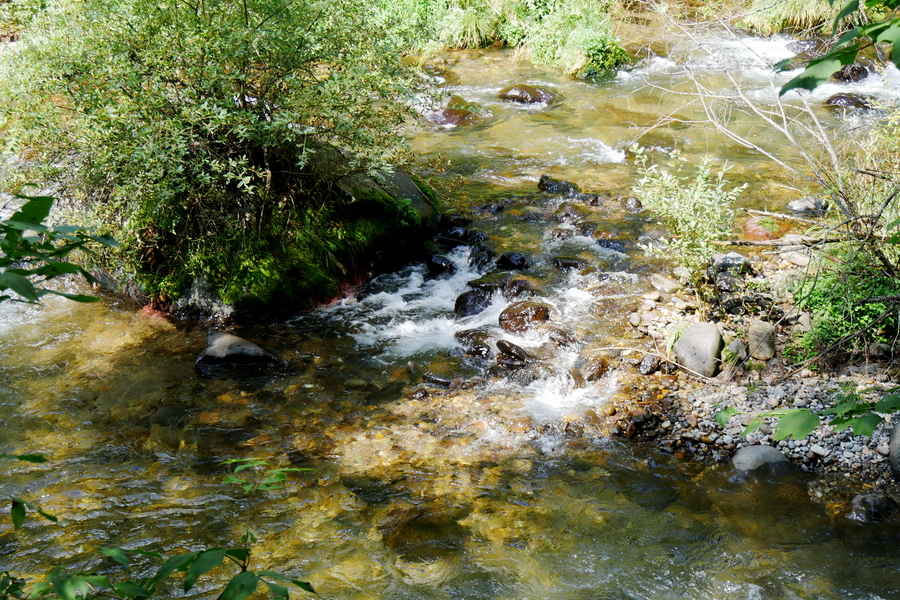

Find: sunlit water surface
<box><xmin>3</xmin><ymin>23</ymin><xmax>900</xmax><ymax>600</ymax></box>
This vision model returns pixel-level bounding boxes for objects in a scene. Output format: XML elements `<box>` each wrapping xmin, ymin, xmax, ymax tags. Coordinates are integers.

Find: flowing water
<box><xmin>3</xmin><ymin>22</ymin><xmax>900</xmax><ymax>600</ymax></box>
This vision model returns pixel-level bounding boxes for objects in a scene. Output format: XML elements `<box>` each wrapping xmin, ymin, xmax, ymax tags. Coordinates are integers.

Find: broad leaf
<box><xmin>259</xmin><ymin>571</ymin><xmax>316</xmax><ymax>594</ymax></box>
<box><xmin>266</xmin><ymin>581</ymin><xmax>291</xmax><ymax>599</ymax></box>
<box><xmin>45</xmin><ymin>290</ymin><xmax>101</xmax><ymax>303</ymax></box>
<box><xmin>114</xmin><ymin>580</ymin><xmax>152</xmax><ymax>599</ymax></box>
<box><xmin>148</xmin><ymin>550</ymin><xmax>201</xmax><ymax>589</ymax></box>
<box><xmin>225</xmin><ymin>548</ymin><xmax>250</xmax><ymax>562</ymax></box>
<box><xmin>772</xmin><ymin>410</ymin><xmax>820</xmax><ymax>441</ymax></box>
<box><xmin>874</xmin><ymin>393</ymin><xmax>900</xmax><ymax>413</ymax></box>
<box><xmin>832</xmin><ymin>0</ymin><xmax>859</xmax><ymax>29</ymax></box>
<box><xmin>0</xmin><ymin>273</ymin><xmax>40</xmax><ymax>302</ymax></box>
<box><xmin>11</xmin><ymin>498</ymin><xmax>25</xmax><ymax>530</ymax></box>
<box><xmin>0</xmin><ymin>453</ymin><xmax>49</xmax><ymax>463</ymax></box>
<box><xmin>8</xmin><ymin>197</ymin><xmax>53</xmax><ymax>226</ymax></box>
<box><xmin>780</xmin><ymin>46</ymin><xmax>859</xmax><ymax>95</ymax></box>
<box><xmin>220</xmin><ymin>570</ymin><xmax>260</xmax><ymax>600</ymax></box>
<box><xmin>854</xmin><ymin>412</ymin><xmax>883</xmax><ymax>437</ymax></box>
<box><xmin>714</xmin><ymin>407</ymin><xmax>738</xmax><ymax>428</ymax></box>
<box><xmin>101</xmin><ymin>547</ymin><xmax>131</xmax><ymax>569</ymax></box>
<box><xmin>183</xmin><ymin>548</ymin><xmax>227</xmax><ymax>591</ymax></box>
<box><xmin>37</xmin><ymin>509</ymin><xmax>58</xmax><ymax>523</ymax></box>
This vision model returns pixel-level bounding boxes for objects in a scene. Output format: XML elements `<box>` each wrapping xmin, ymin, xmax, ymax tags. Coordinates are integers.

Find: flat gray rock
<box><xmin>732</xmin><ymin>445</ymin><xmax>790</xmax><ymax>471</ymax></box>
<box><xmin>747</xmin><ymin>319</ymin><xmax>776</xmax><ymax>361</ymax></box>
<box><xmin>674</xmin><ymin>323</ymin><xmax>723</xmax><ymax>377</ymax></box>
<box><xmin>196</xmin><ymin>332</ymin><xmax>277</xmax><ymax>367</ymax></box>
<box><xmin>650</xmin><ymin>273</ymin><xmax>681</xmax><ymax>294</ymax></box>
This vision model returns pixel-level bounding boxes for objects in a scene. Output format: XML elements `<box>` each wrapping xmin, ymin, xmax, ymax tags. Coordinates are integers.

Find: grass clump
<box><xmin>376</xmin><ymin>0</ymin><xmax>630</xmax><ymax>79</ymax></box>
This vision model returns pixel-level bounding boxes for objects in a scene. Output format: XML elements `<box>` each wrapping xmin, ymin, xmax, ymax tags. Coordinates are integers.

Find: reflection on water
<box><xmin>3</xmin><ymin>25</ymin><xmax>900</xmax><ymax>600</ymax></box>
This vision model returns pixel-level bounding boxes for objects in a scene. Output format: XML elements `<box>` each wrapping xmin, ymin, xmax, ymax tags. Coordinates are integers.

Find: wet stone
<box><xmin>425</xmin><ymin>254</ymin><xmax>456</xmax><ymax>277</ymax></box>
<box><xmin>553</xmin><ymin>256</ymin><xmax>586</xmax><ymax>270</ymax></box>
<box><xmin>497</xmin><ymin>252</ymin><xmax>531</xmax><ymax>271</ymax></box>
<box><xmin>538</xmin><ymin>174</ymin><xmax>578</xmax><ymax>196</ymax></box>
<box><xmin>454</xmin><ymin>289</ymin><xmax>493</xmax><ymax>318</ymax></box>
<box><xmin>848</xmin><ymin>493</ymin><xmax>899</xmax><ymax>523</ymax></box>
<box><xmin>499</xmin><ymin>84</ymin><xmax>558</xmax><ymax>105</ymax></box>
<box><xmin>497</xmin><ymin>339</ymin><xmax>529</xmax><ymax>361</ymax></box>
<box><xmin>499</xmin><ymin>301</ymin><xmax>552</xmax><ymax>333</ymax></box>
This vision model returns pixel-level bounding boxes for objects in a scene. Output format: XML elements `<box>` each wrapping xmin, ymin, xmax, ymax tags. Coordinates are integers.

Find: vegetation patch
<box><xmin>1</xmin><ymin>0</ymin><xmax>437</xmax><ymax>310</ymax></box>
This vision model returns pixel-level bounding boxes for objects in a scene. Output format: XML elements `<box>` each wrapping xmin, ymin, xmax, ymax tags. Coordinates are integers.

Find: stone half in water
<box><xmin>195</xmin><ymin>331</ymin><xmax>279</xmax><ymax>376</ymax></box>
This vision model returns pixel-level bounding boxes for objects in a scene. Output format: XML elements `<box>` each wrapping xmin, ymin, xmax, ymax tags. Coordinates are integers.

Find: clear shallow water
<box><xmin>3</xmin><ymin>25</ymin><xmax>900</xmax><ymax>600</ymax></box>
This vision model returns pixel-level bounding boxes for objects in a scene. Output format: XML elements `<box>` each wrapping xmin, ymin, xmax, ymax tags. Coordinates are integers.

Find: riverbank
<box><xmin>616</xmin><ymin>249</ymin><xmax>900</xmax><ymax>505</ymax></box>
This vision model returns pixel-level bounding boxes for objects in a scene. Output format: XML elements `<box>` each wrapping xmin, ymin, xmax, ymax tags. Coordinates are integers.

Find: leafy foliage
<box><xmin>793</xmin><ymin>251</ymin><xmax>900</xmax><ymax>355</ymax></box>
<box><xmin>1</xmin><ymin>0</ymin><xmax>423</xmax><ymax>306</ymax></box>
<box><xmin>1</xmin><ymin>191</ymin><xmax>116</xmax><ymax>304</ymax></box>
<box><xmin>1</xmin><ymin>456</ymin><xmax>315</xmax><ymax>599</ymax></box>
<box><xmin>633</xmin><ymin>148</ymin><xmax>746</xmax><ymax>286</ymax></box>
<box><xmin>375</xmin><ymin>0</ymin><xmax>629</xmax><ymax>78</ymax></box>
<box><xmin>778</xmin><ymin>0</ymin><xmax>900</xmax><ymax>95</ymax></box>
<box><xmin>741</xmin><ymin>384</ymin><xmax>900</xmax><ymax>441</ymax></box>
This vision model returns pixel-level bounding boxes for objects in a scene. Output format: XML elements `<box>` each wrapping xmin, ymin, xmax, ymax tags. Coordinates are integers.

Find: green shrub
<box><xmin>633</xmin><ymin>148</ymin><xmax>746</xmax><ymax>286</ymax></box>
<box><xmin>795</xmin><ymin>251</ymin><xmax>900</xmax><ymax>355</ymax></box>
<box><xmin>1</xmin><ymin>0</ymin><xmax>422</xmax><ymax>306</ymax></box>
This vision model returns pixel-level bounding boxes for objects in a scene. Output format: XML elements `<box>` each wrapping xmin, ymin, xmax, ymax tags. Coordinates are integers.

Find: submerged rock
<box><xmin>538</xmin><ymin>174</ymin><xmax>579</xmax><ymax>196</ymax></box>
<box><xmin>848</xmin><ymin>493</ymin><xmax>899</xmax><ymax>523</ymax></box>
<box><xmin>498</xmin><ymin>84</ymin><xmax>558</xmax><ymax>105</ymax></box>
<box><xmin>196</xmin><ymin>332</ymin><xmax>278</xmax><ymax>373</ymax></box>
<box><xmin>826</xmin><ymin>93</ymin><xmax>872</xmax><ymax>110</ymax></box>
<box><xmin>890</xmin><ymin>422</ymin><xmax>900</xmax><ymax>481</ymax></box>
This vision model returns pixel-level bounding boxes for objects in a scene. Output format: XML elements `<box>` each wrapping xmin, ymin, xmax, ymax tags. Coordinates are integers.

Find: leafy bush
<box><xmin>633</xmin><ymin>148</ymin><xmax>746</xmax><ymax>286</ymax></box>
<box><xmin>1</xmin><ymin>0</ymin><xmax>423</xmax><ymax>306</ymax></box>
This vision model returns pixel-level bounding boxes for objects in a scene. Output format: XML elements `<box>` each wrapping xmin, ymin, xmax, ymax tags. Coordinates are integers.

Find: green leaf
<box><xmin>45</xmin><ymin>290</ymin><xmax>101</xmax><ymax>303</ymax></box>
<box><xmin>11</xmin><ymin>499</ymin><xmax>26</xmax><ymax>530</ymax></box>
<box><xmin>220</xmin><ymin>570</ymin><xmax>260</xmax><ymax>600</ymax></box>
<box><xmin>741</xmin><ymin>417</ymin><xmax>764</xmax><ymax>437</ymax></box>
<box><xmin>148</xmin><ymin>551</ymin><xmax>201</xmax><ymax>590</ymax></box>
<box><xmin>874</xmin><ymin>393</ymin><xmax>900</xmax><ymax>413</ymax></box>
<box><xmin>259</xmin><ymin>571</ymin><xmax>316</xmax><ymax>594</ymax></box>
<box><xmin>772</xmin><ymin>410</ymin><xmax>820</xmax><ymax>441</ymax></box>
<box><xmin>114</xmin><ymin>580</ymin><xmax>152</xmax><ymax>599</ymax></box>
<box><xmin>8</xmin><ymin>196</ymin><xmax>54</xmax><ymax>226</ymax></box>
<box><xmin>31</xmin><ymin>261</ymin><xmax>85</xmax><ymax>278</ymax></box>
<box><xmin>832</xmin><ymin>0</ymin><xmax>859</xmax><ymax>30</ymax></box>
<box><xmin>780</xmin><ymin>44</ymin><xmax>859</xmax><ymax>95</ymax></box>
<box><xmin>266</xmin><ymin>581</ymin><xmax>291</xmax><ymax>599</ymax></box>
<box><xmin>183</xmin><ymin>548</ymin><xmax>227</xmax><ymax>591</ymax></box>
<box><xmin>0</xmin><ymin>453</ymin><xmax>49</xmax><ymax>463</ymax></box>
<box><xmin>37</xmin><ymin>509</ymin><xmax>58</xmax><ymax>523</ymax></box>
<box><xmin>101</xmin><ymin>547</ymin><xmax>131</xmax><ymax>569</ymax></box>
<box><xmin>0</xmin><ymin>273</ymin><xmax>40</xmax><ymax>302</ymax></box>
<box><xmin>714</xmin><ymin>407</ymin><xmax>738</xmax><ymax>428</ymax></box>
<box><xmin>854</xmin><ymin>412</ymin><xmax>883</xmax><ymax>437</ymax></box>
<box><xmin>225</xmin><ymin>548</ymin><xmax>250</xmax><ymax>563</ymax></box>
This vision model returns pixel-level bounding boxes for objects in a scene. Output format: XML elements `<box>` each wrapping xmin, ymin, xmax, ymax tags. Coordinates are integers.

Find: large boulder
<box><xmin>732</xmin><ymin>445</ymin><xmax>790</xmax><ymax>471</ymax></box>
<box><xmin>674</xmin><ymin>323</ymin><xmax>723</xmax><ymax>377</ymax></box>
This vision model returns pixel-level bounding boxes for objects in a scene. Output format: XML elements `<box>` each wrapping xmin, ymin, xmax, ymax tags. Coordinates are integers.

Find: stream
<box><xmin>3</xmin><ymin>22</ymin><xmax>900</xmax><ymax>600</ymax></box>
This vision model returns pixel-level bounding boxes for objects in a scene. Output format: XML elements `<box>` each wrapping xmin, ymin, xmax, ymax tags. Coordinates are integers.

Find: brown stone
<box><xmin>582</xmin><ymin>357</ymin><xmax>610</xmax><ymax>381</ymax></box>
<box><xmin>499</xmin><ymin>301</ymin><xmax>552</xmax><ymax>333</ymax></box>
